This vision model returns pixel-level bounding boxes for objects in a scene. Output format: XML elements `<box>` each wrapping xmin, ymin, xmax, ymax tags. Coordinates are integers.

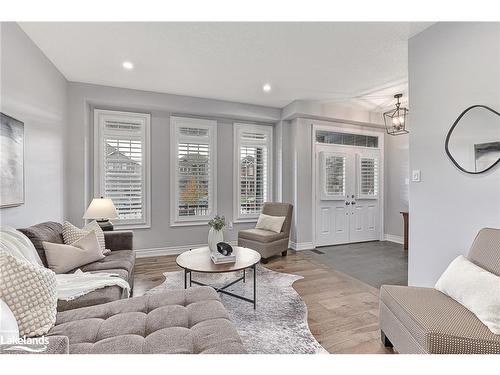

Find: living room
<box><xmin>1</xmin><ymin>1</ymin><xmax>499</xmax><ymax>372</ymax></box>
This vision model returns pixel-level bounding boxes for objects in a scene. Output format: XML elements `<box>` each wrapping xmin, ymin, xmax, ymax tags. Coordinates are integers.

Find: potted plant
<box><xmin>208</xmin><ymin>215</ymin><xmax>225</xmax><ymax>253</ymax></box>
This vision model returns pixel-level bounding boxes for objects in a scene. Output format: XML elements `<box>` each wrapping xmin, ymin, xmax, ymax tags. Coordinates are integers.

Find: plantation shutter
<box><xmin>94</xmin><ymin>110</ymin><xmax>150</xmax><ymax>227</ymax></box>
<box><xmin>320</xmin><ymin>152</ymin><xmax>346</xmax><ymax>200</ymax></box>
<box><xmin>171</xmin><ymin>117</ymin><xmax>216</xmax><ymax>224</ymax></box>
<box><xmin>177</xmin><ymin>127</ymin><xmax>211</xmax><ymax>217</ymax></box>
<box><xmin>359</xmin><ymin>156</ymin><xmax>379</xmax><ymax>198</ymax></box>
<box><xmin>325</xmin><ymin>155</ymin><xmax>346</xmax><ymax>196</ymax></box>
<box><xmin>235</xmin><ymin>124</ymin><xmax>273</xmax><ymax>219</ymax></box>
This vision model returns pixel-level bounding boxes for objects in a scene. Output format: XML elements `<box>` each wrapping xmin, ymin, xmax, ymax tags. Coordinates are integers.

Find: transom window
<box><xmin>234</xmin><ymin>123</ymin><xmax>273</xmax><ymax>220</ymax></box>
<box><xmin>170</xmin><ymin>116</ymin><xmax>217</xmax><ymax>225</ymax></box>
<box><xmin>93</xmin><ymin>109</ymin><xmax>151</xmax><ymax>228</ymax></box>
<box><xmin>316</xmin><ymin>130</ymin><xmax>378</xmax><ymax>148</ymax></box>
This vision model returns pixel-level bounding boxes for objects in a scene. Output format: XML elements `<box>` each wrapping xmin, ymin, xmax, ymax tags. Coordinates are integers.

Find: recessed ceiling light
<box><xmin>262</xmin><ymin>83</ymin><xmax>272</xmax><ymax>93</ymax></box>
<box><xmin>122</xmin><ymin>61</ymin><xmax>134</xmax><ymax>70</ymax></box>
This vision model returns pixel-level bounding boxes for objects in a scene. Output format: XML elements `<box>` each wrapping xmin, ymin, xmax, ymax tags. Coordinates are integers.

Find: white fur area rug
<box><xmin>147</xmin><ymin>265</ymin><xmax>327</xmax><ymax>354</ymax></box>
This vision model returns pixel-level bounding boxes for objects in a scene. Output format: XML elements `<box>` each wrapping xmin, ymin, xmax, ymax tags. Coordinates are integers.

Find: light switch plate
<box><xmin>228</xmin><ymin>221</ymin><xmax>234</xmax><ymax>230</ymax></box>
<box><xmin>412</xmin><ymin>170</ymin><xmax>421</xmax><ymax>182</ymax></box>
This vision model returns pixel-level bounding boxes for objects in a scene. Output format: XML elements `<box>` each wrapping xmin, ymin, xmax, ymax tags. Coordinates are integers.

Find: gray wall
<box><xmin>384</xmin><ymin>133</ymin><xmax>409</xmax><ymax>238</ymax></box>
<box><xmin>282</xmin><ymin>118</ymin><xmax>314</xmax><ymax>248</ymax></box>
<box><xmin>66</xmin><ymin>82</ymin><xmax>281</xmax><ymax>251</ymax></box>
<box><xmin>0</xmin><ymin>23</ymin><xmax>67</xmax><ymax>228</ymax></box>
<box><xmin>408</xmin><ymin>22</ymin><xmax>500</xmax><ymax>286</ymax></box>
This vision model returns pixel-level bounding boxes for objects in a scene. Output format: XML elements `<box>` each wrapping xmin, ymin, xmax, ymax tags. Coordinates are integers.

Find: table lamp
<box><xmin>83</xmin><ymin>197</ymin><xmax>118</xmax><ymax>231</ymax></box>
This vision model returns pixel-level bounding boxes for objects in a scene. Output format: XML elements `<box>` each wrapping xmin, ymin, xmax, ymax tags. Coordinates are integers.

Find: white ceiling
<box><xmin>19</xmin><ymin>22</ymin><xmax>432</xmax><ymax>109</ymax></box>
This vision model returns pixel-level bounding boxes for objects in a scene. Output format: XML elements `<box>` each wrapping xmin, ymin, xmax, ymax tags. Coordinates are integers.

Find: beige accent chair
<box><xmin>238</xmin><ymin>202</ymin><xmax>293</xmax><ymax>263</ymax></box>
<box><xmin>379</xmin><ymin>228</ymin><xmax>500</xmax><ymax>354</ymax></box>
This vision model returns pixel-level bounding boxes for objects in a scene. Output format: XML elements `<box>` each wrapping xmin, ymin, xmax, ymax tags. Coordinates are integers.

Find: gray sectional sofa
<box><xmin>19</xmin><ymin>221</ymin><xmax>135</xmax><ymax>311</ymax></box>
<box><xmin>3</xmin><ymin>221</ymin><xmax>246</xmax><ymax>354</ymax></box>
<box><xmin>46</xmin><ymin>287</ymin><xmax>246</xmax><ymax>354</ymax></box>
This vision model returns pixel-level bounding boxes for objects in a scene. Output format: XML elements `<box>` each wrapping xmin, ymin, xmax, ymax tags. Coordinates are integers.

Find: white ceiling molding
<box><xmin>281</xmin><ymin>100</ymin><xmax>384</xmax><ymax>128</ymax></box>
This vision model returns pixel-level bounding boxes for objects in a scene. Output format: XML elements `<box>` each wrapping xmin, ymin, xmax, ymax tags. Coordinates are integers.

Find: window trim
<box><xmin>170</xmin><ymin>116</ymin><xmax>217</xmax><ymax>227</ymax></box>
<box><xmin>233</xmin><ymin>123</ymin><xmax>273</xmax><ymax>222</ymax></box>
<box><xmin>93</xmin><ymin>109</ymin><xmax>151</xmax><ymax>229</ymax></box>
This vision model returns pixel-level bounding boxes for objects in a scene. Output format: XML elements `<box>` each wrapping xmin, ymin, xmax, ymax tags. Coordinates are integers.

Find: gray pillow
<box><xmin>43</xmin><ymin>231</ymin><xmax>104</xmax><ymax>274</ymax></box>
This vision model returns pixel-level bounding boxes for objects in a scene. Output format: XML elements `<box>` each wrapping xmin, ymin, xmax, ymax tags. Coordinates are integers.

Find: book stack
<box><xmin>210</xmin><ymin>251</ymin><xmax>236</xmax><ymax>264</ymax></box>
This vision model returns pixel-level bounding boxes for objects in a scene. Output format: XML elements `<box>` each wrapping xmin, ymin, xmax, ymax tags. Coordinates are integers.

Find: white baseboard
<box><xmin>137</xmin><ymin>239</ymin><xmax>316</xmax><ymax>257</ymax></box>
<box><xmin>135</xmin><ymin>241</ymin><xmax>238</xmax><ymax>258</ymax></box>
<box><xmin>384</xmin><ymin>234</ymin><xmax>404</xmax><ymax>244</ymax></box>
<box><xmin>289</xmin><ymin>241</ymin><xmax>315</xmax><ymax>251</ymax></box>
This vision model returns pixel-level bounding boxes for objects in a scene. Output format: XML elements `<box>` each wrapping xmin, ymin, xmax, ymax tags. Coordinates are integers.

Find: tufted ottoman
<box><xmin>47</xmin><ymin>286</ymin><xmax>246</xmax><ymax>354</ymax></box>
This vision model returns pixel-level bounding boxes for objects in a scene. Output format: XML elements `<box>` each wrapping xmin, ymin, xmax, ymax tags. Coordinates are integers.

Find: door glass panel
<box><xmin>359</xmin><ymin>157</ymin><xmax>378</xmax><ymax>198</ymax></box>
<box><xmin>324</xmin><ymin>155</ymin><xmax>345</xmax><ymax>196</ymax></box>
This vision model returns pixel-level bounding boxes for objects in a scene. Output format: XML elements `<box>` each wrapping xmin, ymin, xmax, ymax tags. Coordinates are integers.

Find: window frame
<box><xmin>233</xmin><ymin>123</ymin><xmax>273</xmax><ymax>222</ymax></box>
<box><xmin>93</xmin><ymin>109</ymin><xmax>151</xmax><ymax>229</ymax></box>
<box><xmin>170</xmin><ymin>116</ymin><xmax>217</xmax><ymax>226</ymax></box>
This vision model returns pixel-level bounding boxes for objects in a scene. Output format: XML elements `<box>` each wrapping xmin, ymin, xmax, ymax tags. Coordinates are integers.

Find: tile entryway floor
<box><xmin>311</xmin><ymin>241</ymin><xmax>408</xmax><ymax>288</ymax></box>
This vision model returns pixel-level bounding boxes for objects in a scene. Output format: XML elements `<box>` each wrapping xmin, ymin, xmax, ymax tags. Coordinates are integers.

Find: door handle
<box><xmin>345</xmin><ymin>201</ymin><xmax>351</xmax><ymax>205</ymax></box>
<box><xmin>351</xmin><ymin>201</ymin><xmax>356</xmax><ymax>205</ymax></box>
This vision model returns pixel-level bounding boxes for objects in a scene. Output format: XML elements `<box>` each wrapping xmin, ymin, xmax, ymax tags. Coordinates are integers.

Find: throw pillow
<box><xmin>43</xmin><ymin>231</ymin><xmax>105</xmax><ymax>274</ymax></box>
<box><xmin>435</xmin><ymin>255</ymin><xmax>500</xmax><ymax>334</ymax></box>
<box><xmin>0</xmin><ymin>299</ymin><xmax>19</xmax><ymax>343</ymax></box>
<box><xmin>255</xmin><ymin>213</ymin><xmax>286</xmax><ymax>233</ymax></box>
<box><xmin>62</xmin><ymin>221</ymin><xmax>110</xmax><ymax>255</ymax></box>
<box><xmin>0</xmin><ymin>250</ymin><xmax>57</xmax><ymax>337</ymax></box>
<box><xmin>0</xmin><ymin>226</ymin><xmax>44</xmax><ymax>267</ymax></box>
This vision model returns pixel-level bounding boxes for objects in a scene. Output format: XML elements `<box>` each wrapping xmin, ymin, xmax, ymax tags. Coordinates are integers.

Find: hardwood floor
<box><xmin>133</xmin><ymin>250</ymin><xmax>394</xmax><ymax>354</ymax></box>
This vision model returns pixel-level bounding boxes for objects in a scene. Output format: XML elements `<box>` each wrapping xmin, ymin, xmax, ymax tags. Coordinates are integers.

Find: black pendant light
<box><xmin>383</xmin><ymin>93</ymin><xmax>409</xmax><ymax>135</ymax></box>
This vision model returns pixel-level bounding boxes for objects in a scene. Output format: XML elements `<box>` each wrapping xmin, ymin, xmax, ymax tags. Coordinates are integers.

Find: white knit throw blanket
<box><xmin>1</xmin><ymin>226</ymin><xmax>130</xmax><ymax>301</ymax></box>
<box><xmin>56</xmin><ymin>270</ymin><xmax>130</xmax><ymax>301</ymax></box>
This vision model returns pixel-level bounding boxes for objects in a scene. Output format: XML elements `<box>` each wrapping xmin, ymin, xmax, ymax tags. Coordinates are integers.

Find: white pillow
<box><xmin>435</xmin><ymin>255</ymin><xmax>500</xmax><ymax>334</ymax></box>
<box><xmin>43</xmin><ymin>231</ymin><xmax>105</xmax><ymax>274</ymax></box>
<box><xmin>255</xmin><ymin>213</ymin><xmax>286</xmax><ymax>233</ymax></box>
<box><xmin>0</xmin><ymin>299</ymin><xmax>19</xmax><ymax>343</ymax></box>
<box><xmin>63</xmin><ymin>221</ymin><xmax>110</xmax><ymax>255</ymax></box>
<box><xmin>0</xmin><ymin>250</ymin><xmax>57</xmax><ymax>337</ymax></box>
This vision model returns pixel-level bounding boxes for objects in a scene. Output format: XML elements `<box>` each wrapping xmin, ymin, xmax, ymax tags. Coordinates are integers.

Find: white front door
<box><xmin>315</xmin><ymin>145</ymin><xmax>380</xmax><ymax>246</ymax></box>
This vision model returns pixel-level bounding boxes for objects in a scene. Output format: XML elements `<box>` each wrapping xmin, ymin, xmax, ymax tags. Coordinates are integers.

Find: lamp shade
<box><xmin>83</xmin><ymin>198</ymin><xmax>118</xmax><ymax>220</ymax></box>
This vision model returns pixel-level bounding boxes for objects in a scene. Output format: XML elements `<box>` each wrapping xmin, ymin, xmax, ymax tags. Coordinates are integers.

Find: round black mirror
<box><xmin>445</xmin><ymin>105</ymin><xmax>500</xmax><ymax>174</ymax></box>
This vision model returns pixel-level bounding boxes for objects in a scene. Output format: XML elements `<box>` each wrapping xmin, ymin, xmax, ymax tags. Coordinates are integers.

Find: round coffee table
<box><xmin>176</xmin><ymin>246</ymin><xmax>261</xmax><ymax>309</ymax></box>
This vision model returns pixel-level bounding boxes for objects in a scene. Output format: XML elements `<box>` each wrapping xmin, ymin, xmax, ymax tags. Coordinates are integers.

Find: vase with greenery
<box><xmin>208</xmin><ymin>215</ymin><xmax>225</xmax><ymax>253</ymax></box>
